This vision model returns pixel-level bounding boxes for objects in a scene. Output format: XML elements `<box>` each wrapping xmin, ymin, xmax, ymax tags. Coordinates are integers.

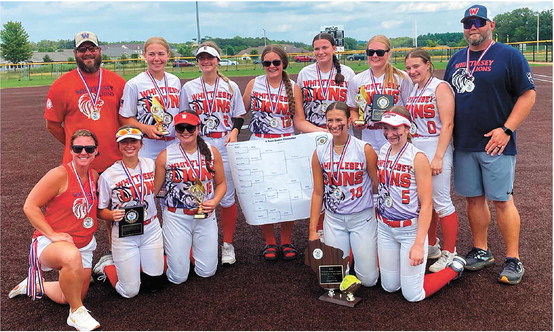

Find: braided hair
<box><xmin>312</xmin><ymin>33</ymin><xmax>344</xmax><ymax>85</ymax></box>
<box><xmin>261</xmin><ymin>44</ymin><xmax>295</xmax><ymax>115</ymax></box>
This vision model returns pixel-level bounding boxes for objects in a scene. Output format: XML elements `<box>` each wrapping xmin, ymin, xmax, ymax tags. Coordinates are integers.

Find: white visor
<box><xmin>195</xmin><ymin>46</ymin><xmax>221</xmax><ymax>60</ymax></box>
<box><xmin>378</xmin><ymin>112</ymin><xmax>412</xmax><ymax>127</ymax></box>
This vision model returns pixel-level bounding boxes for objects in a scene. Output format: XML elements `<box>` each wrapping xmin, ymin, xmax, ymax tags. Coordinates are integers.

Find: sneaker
<box><xmin>448</xmin><ymin>256</ymin><xmax>467</xmax><ymax>280</ymax></box>
<box><xmin>498</xmin><ymin>258</ymin><xmax>525</xmax><ymax>285</ymax></box>
<box><xmin>428</xmin><ymin>238</ymin><xmax>441</xmax><ymax>259</ymax></box>
<box><xmin>221</xmin><ymin>242</ymin><xmax>236</xmax><ymax>265</ymax></box>
<box><xmin>429</xmin><ymin>249</ymin><xmax>456</xmax><ymax>273</ymax></box>
<box><xmin>67</xmin><ymin>306</ymin><xmax>100</xmax><ymax>331</ymax></box>
<box><xmin>92</xmin><ymin>254</ymin><xmax>113</xmax><ymax>277</ymax></box>
<box><xmin>8</xmin><ymin>278</ymin><xmax>28</xmax><ymax>299</ymax></box>
<box><xmin>464</xmin><ymin>247</ymin><xmax>495</xmax><ymax>271</ymax></box>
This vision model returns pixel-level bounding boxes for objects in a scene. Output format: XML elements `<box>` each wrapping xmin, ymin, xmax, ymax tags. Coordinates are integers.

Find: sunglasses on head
<box><xmin>262</xmin><ymin>60</ymin><xmax>282</xmax><ymax>67</ymax></box>
<box><xmin>116</xmin><ymin>127</ymin><xmax>142</xmax><ymax>138</ymax></box>
<box><xmin>366</xmin><ymin>49</ymin><xmax>389</xmax><ymax>57</ymax></box>
<box><xmin>71</xmin><ymin>145</ymin><xmax>97</xmax><ymax>154</ymax></box>
<box><xmin>463</xmin><ymin>18</ymin><xmax>487</xmax><ymax>29</ymax></box>
<box><xmin>175</xmin><ymin>124</ymin><xmax>197</xmax><ymax>134</ymax></box>
<box><xmin>75</xmin><ymin>46</ymin><xmax>99</xmax><ymax>53</ymax></box>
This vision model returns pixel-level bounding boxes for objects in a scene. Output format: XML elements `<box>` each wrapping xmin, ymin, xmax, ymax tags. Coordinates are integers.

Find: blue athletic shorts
<box><xmin>453</xmin><ymin>151</ymin><xmax>515</xmax><ymax>201</ymax></box>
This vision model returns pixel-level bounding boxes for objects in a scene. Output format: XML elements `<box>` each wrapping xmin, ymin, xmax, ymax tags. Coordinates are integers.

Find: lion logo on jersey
<box><xmin>113</xmin><ymin>185</ymin><xmax>150</xmax><ymax>212</ymax></box>
<box><xmin>72</xmin><ymin>197</ymin><xmax>89</xmax><ymax>219</ymax></box>
<box><xmin>165</xmin><ymin>182</ymin><xmax>197</xmax><ymax>209</ymax></box>
<box><xmin>248</xmin><ymin>111</ymin><xmax>273</xmax><ymax>134</ymax></box>
<box><xmin>322</xmin><ymin>172</ymin><xmax>345</xmax><ymax>213</ymax></box>
<box><xmin>78</xmin><ymin>93</ymin><xmax>104</xmax><ymax>119</ymax></box>
<box><xmin>450</xmin><ymin>68</ymin><xmax>475</xmax><ymax>94</ymax></box>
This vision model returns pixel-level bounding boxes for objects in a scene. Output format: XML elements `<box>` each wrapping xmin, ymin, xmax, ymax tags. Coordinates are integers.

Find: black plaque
<box><xmin>119</xmin><ymin>205</ymin><xmax>144</xmax><ymax>238</ymax></box>
<box><xmin>371</xmin><ymin>94</ymin><xmax>394</xmax><ymax>121</ymax></box>
<box><xmin>319</xmin><ymin>265</ymin><xmax>344</xmax><ymax>288</ymax></box>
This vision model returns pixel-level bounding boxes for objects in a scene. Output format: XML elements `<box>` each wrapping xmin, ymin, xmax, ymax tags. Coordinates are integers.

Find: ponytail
<box><xmin>332</xmin><ymin>55</ymin><xmax>344</xmax><ymax>85</ymax></box>
<box><xmin>196</xmin><ymin>135</ymin><xmax>215</xmax><ymax>173</ymax></box>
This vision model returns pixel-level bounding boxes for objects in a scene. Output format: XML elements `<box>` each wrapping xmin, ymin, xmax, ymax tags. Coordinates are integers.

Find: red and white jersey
<box><xmin>98</xmin><ymin>157</ymin><xmax>158</xmax><ymax>221</ymax></box>
<box><xmin>376</xmin><ymin>142</ymin><xmax>421</xmax><ymax>220</ymax></box>
<box><xmin>163</xmin><ymin>142</ymin><xmax>215</xmax><ymax>210</ymax></box>
<box><xmin>297</xmin><ymin>63</ymin><xmax>355</xmax><ymax>128</ymax></box>
<box><xmin>346</xmin><ymin>69</ymin><xmax>411</xmax><ymax>128</ymax></box>
<box><xmin>248</xmin><ymin>75</ymin><xmax>296</xmax><ymax>135</ymax></box>
<box><xmin>179</xmin><ymin>77</ymin><xmax>246</xmax><ymax>136</ymax></box>
<box><xmin>407</xmin><ymin>77</ymin><xmax>453</xmax><ymax>138</ymax></box>
<box><xmin>316</xmin><ymin>135</ymin><xmax>374</xmax><ymax>214</ymax></box>
<box><xmin>119</xmin><ymin>71</ymin><xmax>181</xmax><ymax>136</ymax></box>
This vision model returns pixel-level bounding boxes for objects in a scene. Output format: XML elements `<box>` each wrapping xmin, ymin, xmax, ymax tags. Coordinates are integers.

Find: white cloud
<box><xmin>382</xmin><ymin>20</ymin><xmax>404</xmax><ymax>29</ymax></box>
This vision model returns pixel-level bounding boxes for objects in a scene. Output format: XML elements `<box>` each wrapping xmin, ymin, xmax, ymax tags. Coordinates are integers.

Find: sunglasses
<box><xmin>175</xmin><ymin>124</ymin><xmax>197</xmax><ymax>134</ymax></box>
<box><xmin>262</xmin><ymin>60</ymin><xmax>282</xmax><ymax>67</ymax></box>
<box><xmin>75</xmin><ymin>46</ymin><xmax>99</xmax><ymax>53</ymax></box>
<box><xmin>116</xmin><ymin>127</ymin><xmax>142</xmax><ymax>139</ymax></box>
<box><xmin>463</xmin><ymin>18</ymin><xmax>488</xmax><ymax>29</ymax></box>
<box><xmin>366</xmin><ymin>49</ymin><xmax>389</xmax><ymax>57</ymax></box>
<box><xmin>71</xmin><ymin>145</ymin><xmax>97</xmax><ymax>154</ymax></box>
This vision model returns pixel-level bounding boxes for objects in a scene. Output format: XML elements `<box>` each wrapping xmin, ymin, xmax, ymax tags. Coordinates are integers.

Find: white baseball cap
<box><xmin>74</xmin><ymin>31</ymin><xmax>99</xmax><ymax>48</ymax></box>
<box><xmin>195</xmin><ymin>46</ymin><xmax>221</xmax><ymax>60</ymax></box>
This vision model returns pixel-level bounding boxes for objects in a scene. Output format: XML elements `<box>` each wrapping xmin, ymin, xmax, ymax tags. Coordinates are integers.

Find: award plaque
<box><xmin>190</xmin><ymin>179</ymin><xmax>207</xmax><ymax>219</ymax></box>
<box><xmin>370</xmin><ymin>94</ymin><xmax>393</xmax><ymax>122</ymax></box>
<box><xmin>305</xmin><ymin>239</ymin><xmax>362</xmax><ymax>307</ymax></box>
<box><xmin>354</xmin><ymin>86</ymin><xmax>368</xmax><ymax>126</ymax></box>
<box><xmin>119</xmin><ymin>205</ymin><xmax>145</xmax><ymax>238</ymax></box>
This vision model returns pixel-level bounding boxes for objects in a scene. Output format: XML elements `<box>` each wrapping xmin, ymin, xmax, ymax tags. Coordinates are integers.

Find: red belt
<box><xmin>376</xmin><ymin>213</ymin><xmax>413</xmax><ymax>228</ymax></box>
<box><xmin>167</xmin><ymin>206</ymin><xmax>197</xmax><ymax>215</ymax></box>
<box><xmin>163</xmin><ymin>137</ymin><xmax>175</xmax><ymax>141</ymax></box>
<box><xmin>144</xmin><ymin>217</ymin><xmax>153</xmax><ymax>225</ymax></box>
<box><xmin>254</xmin><ymin>133</ymin><xmax>293</xmax><ymax>138</ymax></box>
<box><xmin>366</xmin><ymin>124</ymin><xmax>381</xmax><ymax>130</ymax></box>
<box><xmin>205</xmin><ymin>131</ymin><xmax>228</xmax><ymax>138</ymax></box>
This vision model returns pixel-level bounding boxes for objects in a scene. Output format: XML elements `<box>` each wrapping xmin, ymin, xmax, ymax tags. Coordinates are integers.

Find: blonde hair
<box><xmin>143</xmin><ymin>36</ymin><xmax>170</xmax><ymax>54</ymax></box>
<box><xmin>367</xmin><ymin>35</ymin><xmax>407</xmax><ymax>88</ymax></box>
<box><xmin>261</xmin><ymin>44</ymin><xmax>295</xmax><ymax>115</ymax></box>
<box><xmin>198</xmin><ymin>41</ymin><xmax>234</xmax><ymax>94</ymax></box>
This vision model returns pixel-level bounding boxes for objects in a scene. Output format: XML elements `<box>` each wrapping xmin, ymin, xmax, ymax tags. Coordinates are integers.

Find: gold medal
<box><xmin>83</xmin><ymin>216</ymin><xmax>94</xmax><ymax>229</ymax></box>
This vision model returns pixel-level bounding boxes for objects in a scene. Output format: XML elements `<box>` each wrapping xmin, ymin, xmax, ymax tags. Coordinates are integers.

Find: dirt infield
<box><xmin>1</xmin><ymin>67</ymin><xmax>552</xmax><ymax>331</ymax></box>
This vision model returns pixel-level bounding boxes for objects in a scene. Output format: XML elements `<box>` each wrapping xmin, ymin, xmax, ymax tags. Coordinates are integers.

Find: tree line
<box><xmin>1</xmin><ymin>8</ymin><xmax>551</xmax><ymax>64</ymax></box>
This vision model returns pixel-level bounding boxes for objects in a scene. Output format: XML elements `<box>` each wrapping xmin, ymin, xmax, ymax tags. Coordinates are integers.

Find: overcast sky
<box><xmin>1</xmin><ymin>0</ymin><xmax>552</xmax><ymax>45</ymax></box>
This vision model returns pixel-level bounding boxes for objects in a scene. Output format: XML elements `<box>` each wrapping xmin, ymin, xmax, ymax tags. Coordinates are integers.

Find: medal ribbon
<box><xmin>178</xmin><ymin>144</ymin><xmax>203</xmax><ymax>181</ymax></box>
<box><xmin>407</xmin><ymin>76</ymin><xmax>434</xmax><ymax>118</ymax></box>
<box><xmin>316</xmin><ymin>63</ymin><xmax>335</xmax><ymax>102</ymax></box>
<box><xmin>146</xmin><ymin>70</ymin><xmax>169</xmax><ymax>110</ymax></box>
<box><xmin>120</xmin><ymin>159</ymin><xmax>145</xmax><ymax>205</ymax></box>
<box><xmin>70</xmin><ymin>161</ymin><xmax>95</xmax><ymax>214</ymax></box>
<box><xmin>200</xmin><ymin>76</ymin><xmax>220</xmax><ymax>115</ymax></box>
<box><xmin>465</xmin><ymin>40</ymin><xmax>495</xmax><ymax>78</ymax></box>
<box><xmin>384</xmin><ymin>142</ymin><xmax>409</xmax><ymax>190</ymax></box>
<box><xmin>77</xmin><ymin>68</ymin><xmax>103</xmax><ymax>118</ymax></box>
<box><xmin>369</xmin><ymin>69</ymin><xmax>385</xmax><ymax>95</ymax></box>
<box><xmin>265</xmin><ymin>78</ymin><xmax>284</xmax><ymax>114</ymax></box>
<box><xmin>329</xmin><ymin>135</ymin><xmax>351</xmax><ymax>184</ymax></box>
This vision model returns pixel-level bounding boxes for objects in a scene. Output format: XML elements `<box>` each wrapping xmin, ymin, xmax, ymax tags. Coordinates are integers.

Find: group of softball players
<box><xmin>10</xmin><ymin>33</ymin><xmax>468</xmax><ymax>329</ymax></box>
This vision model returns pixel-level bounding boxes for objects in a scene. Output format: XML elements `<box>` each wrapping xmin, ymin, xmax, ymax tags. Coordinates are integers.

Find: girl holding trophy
<box><xmin>404</xmin><ymin>48</ymin><xmax>459</xmax><ymax>272</ymax></box>
<box><xmin>308</xmin><ymin>102</ymin><xmax>380</xmax><ymax>287</ymax></box>
<box><xmin>179</xmin><ymin>41</ymin><xmax>247</xmax><ymax>266</ymax></box>
<box><xmin>154</xmin><ymin>110</ymin><xmax>226</xmax><ymax>284</ymax></box>
<box><xmin>375</xmin><ymin>106</ymin><xmax>465</xmax><ymax>302</ymax></box>
<box><xmin>347</xmin><ymin>35</ymin><xmax>411</xmax><ymax>152</ymax></box>
<box><xmin>94</xmin><ymin>126</ymin><xmax>165</xmax><ymax>298</ymax></box>
<box><xmin>120</xmin><ymin>36</ymin><xmax>181</xmax><ymax>159</ymax></box>
<box><xmin>242</xmin><ymin>44</ymin><xmax>302</xmax><ymax>261</ymax></box>
<box><xmin>296</xmin><ymin>33</ymin><xmax>355</xmax><ymax>132</ymax></box>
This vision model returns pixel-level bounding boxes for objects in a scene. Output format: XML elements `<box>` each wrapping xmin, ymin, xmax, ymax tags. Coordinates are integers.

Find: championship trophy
<box><xmin>119</xmin><ymin>205</ymin><xmax>145</xmax><ymax>237</ymax></box>
<box><xmin>305</xmin><ymin>239</ymin><xmax>362</xmax><ymax>307</ymax></box>
<box><xmin>354</xmin><ymin>86</ymin><xmax>369</xmax><ymax>126</ymax></box>
<box><xmin>370</xmin><ymin>94</ymin><xmax>394</xmax><ymax>122</ymax></box>
<box><xmin>151</xmin><ymin>97</ymin><xmax>170</xmax><ymax>135</ymax></box>
<box><xmin>190</xmin><ymin>179</ymin><xmax>207</xmax><ymax>219</ymax></box>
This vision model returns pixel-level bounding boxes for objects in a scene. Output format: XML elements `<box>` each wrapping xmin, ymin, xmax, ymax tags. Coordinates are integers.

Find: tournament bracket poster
<box><xmin>227</xmin><ymin>132</ymin><xmax>331</xmax><ymax>225</ymax></box>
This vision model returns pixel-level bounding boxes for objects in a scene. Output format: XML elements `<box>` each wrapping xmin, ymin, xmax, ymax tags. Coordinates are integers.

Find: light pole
<box><xmin>537</xmin><ymin>13</ymin><xmax>540</xmax><ymax>44</ymax></box>
<box><xmin>263</xmin><ymin>29</ymin><xmax>267</xmax><ymax>47</ymax></box>
<box><xmin>195</xmin><ymin>1</ymin><xmax>201</xmax><ymax>47</ymax></box>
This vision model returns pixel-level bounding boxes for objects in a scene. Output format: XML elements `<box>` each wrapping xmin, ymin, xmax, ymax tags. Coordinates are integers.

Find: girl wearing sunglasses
<box><xmin>347</xmin><ymin>35</ymin><xmax>412</xmax><ymax>153</ymax></box>
<box><xmin>93</xmin><ymin>126</ymin><xmax>164</xmax><ymax>298</ymax></box>
<box><xmin>120</xmin><ymin>37</ymin><xmax>181</xmax><ymax>159</ymax></box>
<box><xmin>375</xmin><ymin>107</ymin><xmax>466</xmax><ymax>302</ymax></box>
<box><xmin>154</xmin><ymin>110</ymin><xmax>226</xmax><ymax>284</ymax></box>
<box><xmin>296</xmin><ymin>33</ymin><xmax>356</xmax><ymax>132</ymax></box>
<box><xmin>179</xmin><ymin>41</ymin><xmax>246</xmax><ymax>266</ymax></box>
<box><xmin>405</xmin><ymin>48</ymin><xmax>459</xmax><ymax>272</ymax></box>
<box><xmin>309</xmin><ymin>102</ymin><xmax>380</xmax><ymax>287</ymax></box>
<box><xmin>242</xmin><ymin>44</ymin><xmax>303</xmax><ymax>261</ymax></box>
<box><xmin>9</xmin><ymin>129</ymin><xmax>101</xmax><ymax>330</ymax></box>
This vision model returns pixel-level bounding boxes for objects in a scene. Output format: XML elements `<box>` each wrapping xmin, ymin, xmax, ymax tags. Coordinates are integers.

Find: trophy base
<box><xmin>318</xmin><ymin>293</ymin><xmax>361</xmax><ymax>307</ymax></box>
<box><xmin>354</xmin><ymin>120</ymin><xmax>366</xmax><ymax>126</ymax></box>
<box><xmin>194</xmin><ymin>213</ymin><xmax>207</xmax><ymax>219</ymax></box>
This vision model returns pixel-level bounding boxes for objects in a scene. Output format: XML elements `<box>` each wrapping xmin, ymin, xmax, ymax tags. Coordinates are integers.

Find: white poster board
<box><xmin>227</xmin><ymin>132</ymin><xmax>331</xmax><ymax>225</ymax></box>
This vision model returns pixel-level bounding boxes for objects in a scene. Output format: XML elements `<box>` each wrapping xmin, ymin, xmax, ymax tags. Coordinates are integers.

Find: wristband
<box><xmin>502</xmin><ymin>126</ymin><xmax>513</xmax><ymax>136</ymax></box>
<box><xmin>232</xmin><ymin>117</ymin><xmax>245</xmax><ymax>134</ymax></box>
